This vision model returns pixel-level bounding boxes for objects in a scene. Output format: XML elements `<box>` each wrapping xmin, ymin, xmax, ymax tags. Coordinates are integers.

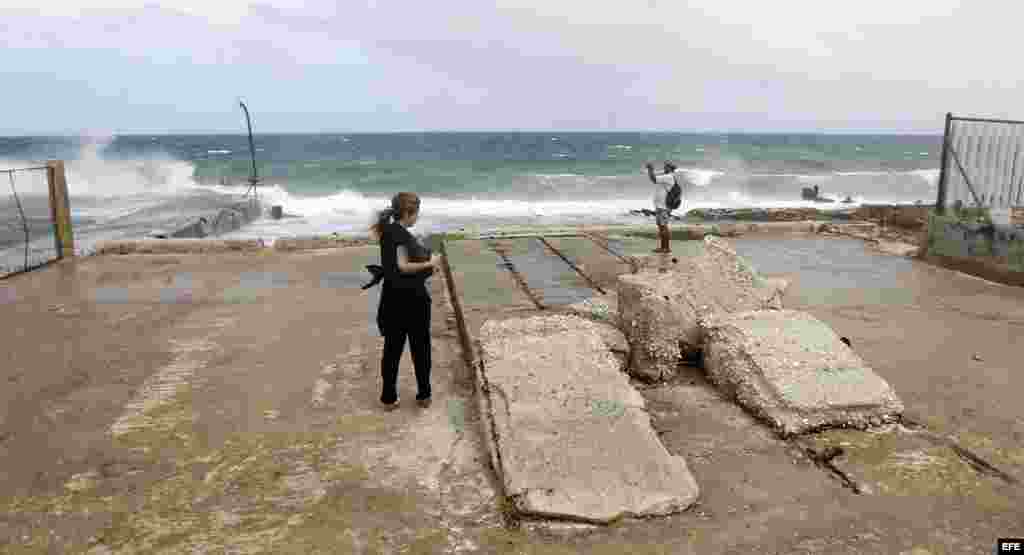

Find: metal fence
<box><xmin>936</xmin><ymin>113</ymin><xmax>1024</xmax><ymax>215</ymax></box>
<box><xmin>1</xmin><ymin>165</ymin><xmax>60</xmax><ymax>278</ymax></box>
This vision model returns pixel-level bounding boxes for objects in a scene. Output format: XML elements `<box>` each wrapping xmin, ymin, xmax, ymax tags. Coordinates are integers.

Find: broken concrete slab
<box><xmin>478</xmin><ymin>314</ymin><xmax>699</xmax><ymax>523</ymax></box>
<box><xmin>874</xmin><ymin>240</ymin><xmax>921</xmax><ymax>258</ymax></box>
<box><xmin>565</xmin><ymin>292</ymin><xmax>619</xmax><ymax>327</ymax></box>
<box><xmin>563</xmin><ymin>295</ymin><xmax>630</xmax><ymax>372</ymax></box>
<box><xmin>703</xmin><ymin>309</ymin><xmax>903</xmax><ymax>436</ymax></box>
<box><xmin>820</xmin><ymin>222</ymin><xmax>880</xmax><ymax>242</ymax></box>
<box><xmin>618</xmin><ymin>236</ymin><xmax>782</xmax><ymax>382</ymax></box>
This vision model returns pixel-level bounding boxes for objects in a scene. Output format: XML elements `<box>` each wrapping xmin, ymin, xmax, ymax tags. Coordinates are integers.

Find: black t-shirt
<box><xmin>379</xmin><ymin>222</ymin><xmax>433</xmax><ymax>293</ymax></box>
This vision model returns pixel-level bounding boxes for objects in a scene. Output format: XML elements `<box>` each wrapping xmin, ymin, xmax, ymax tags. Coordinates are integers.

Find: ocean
<box><xmin>1</xmin><ymin>132</ymin><xmax>940</xmax><ymax>254</ymax></box>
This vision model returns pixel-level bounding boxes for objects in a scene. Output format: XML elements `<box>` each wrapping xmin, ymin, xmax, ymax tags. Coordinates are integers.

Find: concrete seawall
<box><xmin>151</xmin><ymin>198</ymin><xmax>262</xmax><ymax>240</ymax></box>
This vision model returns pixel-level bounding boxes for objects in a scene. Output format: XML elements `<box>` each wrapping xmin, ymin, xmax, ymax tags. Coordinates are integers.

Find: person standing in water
<box><xmin>369</xmin><ymin>192</ymin><xmax>441</xmax><ymax>411</ymax></box>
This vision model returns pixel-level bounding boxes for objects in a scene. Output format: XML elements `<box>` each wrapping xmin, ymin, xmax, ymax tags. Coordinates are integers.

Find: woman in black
<box><xmin>369</xmin><ymin>192</ymin><xmax>440</xmax><ymax>411</ymax></box>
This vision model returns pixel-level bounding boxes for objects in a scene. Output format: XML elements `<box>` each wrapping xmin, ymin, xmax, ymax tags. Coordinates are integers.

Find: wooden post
<box><xmin>936</xmin><ymin>112</ymin><xmax>953</xmax><ymax>214</ymax></box>
<box><xmin>46</xmin><ymin>160</ymin><xmax>75</xmax><ymax>259</ymax></box>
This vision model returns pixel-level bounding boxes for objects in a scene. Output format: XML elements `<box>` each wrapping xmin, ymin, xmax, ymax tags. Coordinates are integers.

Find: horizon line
<box><xmin>0</xmin><ymin>129</ymin><xmax>944</xmax><ymax>137</ymax></box>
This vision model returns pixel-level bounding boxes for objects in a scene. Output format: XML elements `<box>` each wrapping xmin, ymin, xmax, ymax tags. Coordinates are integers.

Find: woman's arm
<box><xmin>397</xmin><ymin>245</ymin><xmax>434</xmax><ymax>274</ymax></box>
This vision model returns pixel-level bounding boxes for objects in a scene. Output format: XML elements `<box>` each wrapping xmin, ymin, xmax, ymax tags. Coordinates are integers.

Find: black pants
<box><xmin>378</xmin><ymin>291</ymin><xmax>431</xmax><ymax>404</ymax></box>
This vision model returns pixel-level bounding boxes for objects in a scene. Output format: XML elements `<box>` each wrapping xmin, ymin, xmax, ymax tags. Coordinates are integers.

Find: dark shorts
<box><xmin>655</xmin><ymin>208</ymin><xmax>672</xmax><ymax>226</ymax></box>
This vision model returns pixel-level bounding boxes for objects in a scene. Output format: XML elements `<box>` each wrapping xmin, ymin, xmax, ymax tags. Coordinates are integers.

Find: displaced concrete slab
<box><xmin>820</xmin><ymin>222</ymin><xmax>880</xmax><ymax>242</ymax></box>
<box><xmin>874</xmin><ymin>240</ymin><xmax>921</xmax><ymax>258</ymax></box>
<box><xmin>618</xmin><ymin>236</ymin><xmax>783</xmax><ymax>382</ymax></box>
<box><xmin>565</xmin><ymin>292</ymin><xmax>618</xmax><ymax>326</ymax></box>
<box><xmin>703</xmin><ymin>309</ymin><xmax>904</xmax><ymax>436</ymax></box>
<box><xmin>563</xmin><ymin>294</ymin><xmax>630</xmax><ymax>372</ymax></box>
<box><xmin>478</xmin><ymin>314</ymin><xmax>699</xmax><ymax>523</ymax></box>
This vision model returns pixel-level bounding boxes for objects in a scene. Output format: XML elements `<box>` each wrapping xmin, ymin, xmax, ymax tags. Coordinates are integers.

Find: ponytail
<box><xmin>368</xmin><ymin>192</ymin><xmax>421</xmax><ymax>241</ymax></box>
<box><xmin>369</xmin><ymin>208</ymin><xmax>396</xmax><ymax>240</ymax></box>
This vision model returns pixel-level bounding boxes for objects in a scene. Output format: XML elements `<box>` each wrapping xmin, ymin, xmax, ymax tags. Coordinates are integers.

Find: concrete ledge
<box><xmin>273</xmin><ymin>236</ymin><xmax>374</xmax><ymax>251</ymax></box>
<box><xmin>469</xmin><ymin>221</ymin><xmax>823</xmax><ymax>241</ymax></box>
<box><xmin>819</xmin><ymin>222</ymin><xmax>880</xmax><ymax>241</ymax></box>
<box><xmin>95</xmin><ymin>239</ymin><xmax>266</xmax><ymax>255</ymax></box>
<box><xmin>921</xmin><ymin>253</ymin><xmax>1024</xmax><ymax>288</ymax></box>
<box><xmin>873</xmin><ymin>240</ymin><xmax>921</xmax><ymax>258</ymax></box>
<box><xmin>152</xmin><ymin>199</ymin><xmax>262</xmax><ymax>239</ymax></box>
<box><xmin>478</xmin><ymin>314</ymin><xmax>699</xmax><ymax>523</ymax></box>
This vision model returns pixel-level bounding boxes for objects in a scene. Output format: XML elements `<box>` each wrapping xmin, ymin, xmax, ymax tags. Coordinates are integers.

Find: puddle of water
<box><xmin>444</xmin><ymin>240</ymin><xmax>534</xmax><ymax>308</ymax></box>
<box><xmin>0</xmin><ymin>286</ymin><xmax>16</xmax><ymax>304</ymax></box>
<box><xmin>500</xmin><ymin>239</ymin><xmax>595</xmax><ymax>307</ymax></box>
<box><xmin>731</xmin><ymin>237</ymin><xmax>919</xmax><ymax>308</ymax></box>
<box><xmin>240</xmin><ymin>272</ymin><xmax>292</xmax><ymax>289</ymax></box>
<box><xmin>320</xmin><ymin>271</ymin><xmax>373</xmax><ymax>290</ymax></box>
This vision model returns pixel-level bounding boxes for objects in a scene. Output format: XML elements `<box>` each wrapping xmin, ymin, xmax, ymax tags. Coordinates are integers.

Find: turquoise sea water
<box><xmin>1</xmin><ymin>133</ymin><xmax>940</xmax><ymax>246</ymax></box>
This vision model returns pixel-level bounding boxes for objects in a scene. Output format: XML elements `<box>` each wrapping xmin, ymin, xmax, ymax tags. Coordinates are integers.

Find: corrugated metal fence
<box><xmin>937</xmin><ymin>113</ymin><xmax>1024</xmax><ymax>212</ymax></box>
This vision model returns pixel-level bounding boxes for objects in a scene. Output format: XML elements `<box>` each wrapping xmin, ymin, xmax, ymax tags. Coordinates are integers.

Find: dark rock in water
<box><xmin>271</xmin><ymin>205</ymin><xmax>284</xmax><ymax>220</ymax></box>
<box><xmin>842</xmin><ymin>197</ymin><xmax>855</xmax><ymax>204</ymax></box>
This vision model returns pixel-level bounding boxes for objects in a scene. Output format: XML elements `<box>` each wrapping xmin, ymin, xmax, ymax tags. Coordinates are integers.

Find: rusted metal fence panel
<box><xmin>1</xmin><ymin>165</ymin><xmax>58</xmax><ymax>278</ymax></box>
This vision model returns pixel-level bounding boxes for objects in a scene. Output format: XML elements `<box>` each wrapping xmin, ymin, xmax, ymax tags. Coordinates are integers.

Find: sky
<box><xmin>1</xmin><ymin>0</ymin><xmax>1021</xmax><ymax>134</ymax></box>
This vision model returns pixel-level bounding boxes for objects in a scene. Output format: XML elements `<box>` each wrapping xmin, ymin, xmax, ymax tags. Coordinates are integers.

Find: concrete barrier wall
<box><xmin>856</xmin><ymin>205</ymin><xmax>930</xmax><ymax>229</ymax></box>
<box><xmin>95</xmin><ymin>239</ymin><xmax>266</xmax><ymax>255</ymax></box>
<box><xmin>163</xmin><ymin>199</ymin><xmax>262</xmax><ymax>239</ymax></box>
<box><xmin>924</xmin><ymin>212</ymin><xmax>1024</xmax><ymax>283</ymax></box>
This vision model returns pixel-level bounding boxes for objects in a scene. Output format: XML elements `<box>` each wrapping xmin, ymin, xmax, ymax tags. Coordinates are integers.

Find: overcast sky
<box><xmin>1</xmin><ymin>1</ymin><xmax>1020</xmax><ymax>134</ymax></box>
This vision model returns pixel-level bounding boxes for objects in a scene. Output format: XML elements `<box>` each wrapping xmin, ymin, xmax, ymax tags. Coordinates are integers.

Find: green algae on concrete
<box><xmin>0</xmin><ymin>386</ymin><xmax>442</xmax><ymax>554</ymax></box>
<box><xmin>444</xmin><ymin>238</ymin><xmax>537</xmax><ymax>309</ymax></box>
<box><xmin>954</xmin><ymin>432</ymin><xmax>1024</xmax><ymax>475</ymax></box>
<box><xmin>1008</xmin><ymin>239</ymin><xmax>1024</xmax><ymax>272</ymax></box>
<box><xmin>813</xmin><ymin>428</ymin><xmax>1017</xmax><ymax>512</ymax></box>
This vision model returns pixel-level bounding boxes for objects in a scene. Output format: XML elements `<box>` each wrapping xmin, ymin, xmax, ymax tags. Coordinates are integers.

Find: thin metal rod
<box><xmin>1009</xmin><ymin>144</ymin><xmax>1020</xmax><ymax>207</ymax></box>
<box><xmin>1</xmin><ymin>166</ymin><xmax>48</xmax><ymax>173</ymax></box>
<box><xmin>537</xmin><ymin>236</ymin><xmax>607</xmax><ymax>295</ymax></box>
<box><xmin>950</xmin><ymin>115</ymin><xmax>1024</xmax><ymax>126</ymax></box>
<box><xmin>579</xmin><ymin>230</ymin><xmax>639</xmax><ymax>273</ymax></box>
<box><xmin>949</xmin><ymin>143</ymin><xmax>982</xmax><ymax>206</ymax></box>
<box><xmin>1015</xmin><ymin>163</ymin><xmax>1024</xmax><ymax>206</ymax></box>
<box><xmin>7</xmin><ymin>170</ymin><xmax>31</xmax><ymax>271</ymax></box>
<box><xmin>490</xmin><ymin>242</ymin><xmax>545</xmax><ymax>310</ymax></box>
<box><xmin>239</xmin><ymin>100</ymin><xmax>259</xmax><ymax>199</ymax></box>
<box><xmin>936</xmin><ymin>112</ymin><xmax>952</xmax><ymax>212</ymax></box>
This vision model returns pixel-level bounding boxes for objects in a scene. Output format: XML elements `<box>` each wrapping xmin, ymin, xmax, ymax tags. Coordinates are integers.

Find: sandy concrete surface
<box><xmin>0</xmin><ymin>248</ymin><xmax>506</xmax><ymax>553</ymax></box>
<box><xmin>1</xmin><ymin>228</ymin><xmax>1023</xmax><ymax>554</ymax></box>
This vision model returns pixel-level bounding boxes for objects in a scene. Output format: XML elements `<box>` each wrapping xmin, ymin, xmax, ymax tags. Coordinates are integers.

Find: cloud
<box><xmin>2</xmin><ymin>0</ymin><xmax>1023</xmax><ymax>132</ymax></box>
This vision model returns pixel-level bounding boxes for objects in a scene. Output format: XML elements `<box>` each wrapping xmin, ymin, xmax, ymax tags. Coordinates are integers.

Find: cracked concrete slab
<box><xmin>703</xmin><ymin>309</ymin><xmax>904</xmax><ymax>436</ymax></box>
<box><xmin>618</xmin><ymin>236</ymin><xmax>782</xmax><ymax>382</ymax></box>
<box><xmin>478</xmin><ymin>314</ymin><xmax>699</xmax><ymax>523</ymax></box>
